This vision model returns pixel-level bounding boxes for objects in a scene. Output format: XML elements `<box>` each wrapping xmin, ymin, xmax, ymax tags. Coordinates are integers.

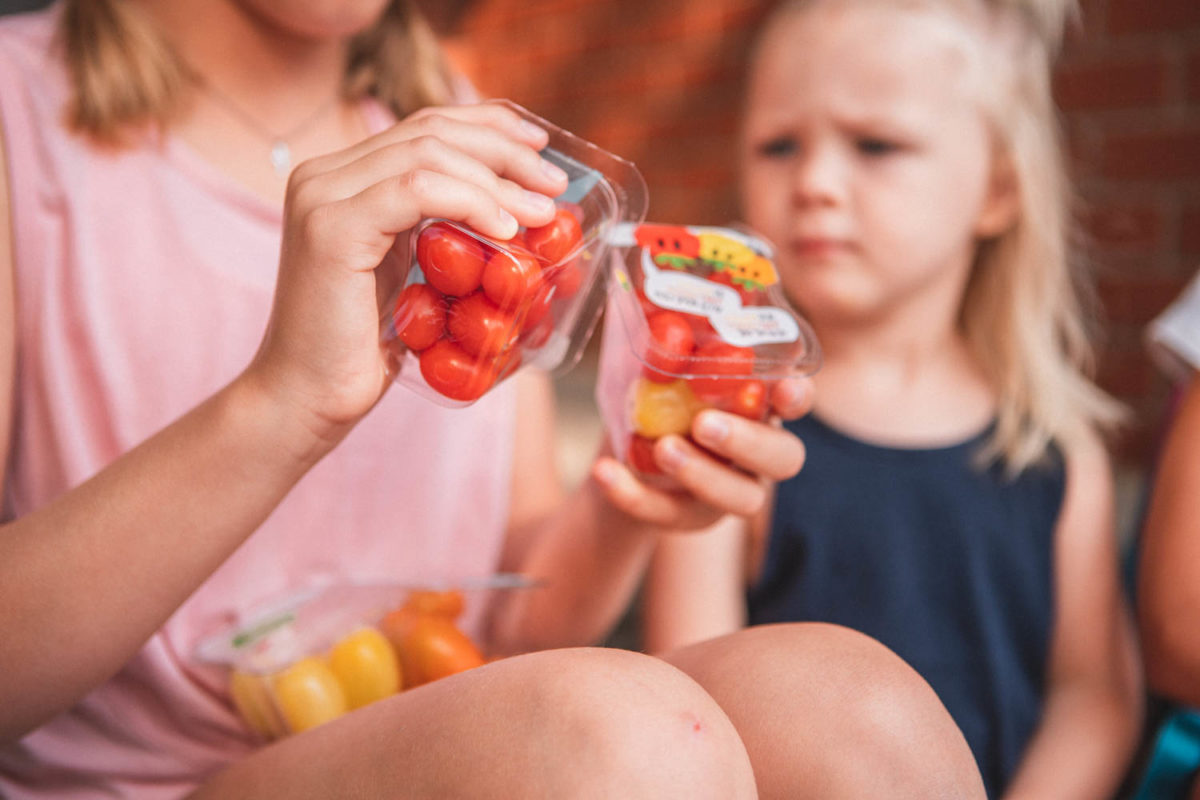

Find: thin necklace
<box><xmin>202</xmin><ymin>81</ymin><xmax>341</xmax><ymax>177</ymax></box>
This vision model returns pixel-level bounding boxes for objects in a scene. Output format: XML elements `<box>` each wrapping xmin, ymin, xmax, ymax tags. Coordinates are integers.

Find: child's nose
<box><xmin>789</xmin><ymin>148</ymin><xmax>845</xmax><ymax>209</ymax></box>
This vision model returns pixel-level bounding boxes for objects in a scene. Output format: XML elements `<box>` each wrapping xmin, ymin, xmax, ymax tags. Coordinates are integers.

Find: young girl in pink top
<box><xmin>0</xmin><ymin>1</ymin><xmax>984</xmax><ymax>797</ymax></box>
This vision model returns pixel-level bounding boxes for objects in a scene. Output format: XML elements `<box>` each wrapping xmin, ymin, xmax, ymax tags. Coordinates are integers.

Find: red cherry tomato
<box><xmin>643</xmin><ymin>310</ymin><xmax>695</xmax><ymax>382</ymax></box>
<box><xmin>687</xmin><ymin>341</ymin><xmax>755</xmax><ymax>399</ymax></box>
<box><xmin>392</xmin><ymin>283</ymin><xmax>446</xmax><ymax>352</ymax></box>
<box><xmin>627</xmin><ymin>435</ymin><xmax>663</xmax><ymax>475</ymax></box>
<box><xmin>525</xmin><ymin>208</ymin><xmax>583</xmax><ymax>265</ymax></box>
<box><xmin>419</xmin><ymin>339</ymin><xmax>497</xmax><ymax>402</ymax></box>
<box><xmin>547</xmin><ymin>259</ymin><xmax>584</xmax><ymax>302</ymax></box>
<box><xmin>417</xmin><ymin>222</ymin><xmax>486</xmax><ymax>297</ymax></box>
<box><xmin>522</xmin><ymin>279</ymin><xmax>555</xmax><ymax>333</ymax></box>
<box><xmin>682</xmin><ymin>312</ymin><xmax>719</xmax><ymax>347</ymax></box>
<box><xmin>482</xmin><ymin>248</ymin><xmax>542</xmax><ymax>311</ymax></box>
<box><xmin>721</xmin><ymin>379</ymin><xmax>768</xmax><ymax>420</ymax></box>
<box><xmin>448</xmin><ymin>292</ymin><xmax>518</xmax><ymax>361</ymax></box>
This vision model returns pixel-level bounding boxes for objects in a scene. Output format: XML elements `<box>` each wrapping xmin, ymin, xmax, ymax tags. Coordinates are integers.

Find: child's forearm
<box><xmin>0</xmin><ymin>374</ymin><xmax>337</xmax><ymax>743</ymax></box>
<box><xmin>490</xmin><ymin>475</ymin><xmax>660</xmax><ymax>652</ymax></box>
<box><xmin>1002</xmin><ymin>669</ymin><xmax>1143</xmax><ymax>799</ymax></box>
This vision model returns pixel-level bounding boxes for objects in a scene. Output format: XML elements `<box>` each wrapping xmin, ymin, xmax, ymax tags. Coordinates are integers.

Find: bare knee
<box><xmin>496</xmin><ymin>648</ymin><xmax>757</xmax><ymax>800</ymax></box>
<box><xmin>665</xmin><ymin>623</ymin><xmax>986</xmax><ymax>800</ymax></box>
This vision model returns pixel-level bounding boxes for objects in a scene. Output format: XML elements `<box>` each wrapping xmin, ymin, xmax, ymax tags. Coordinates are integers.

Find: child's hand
<box><xmin>243</xmin><ymin>102</ymin><xmax>568</xmax><ymax>445</ymax></box>
<box><xmin>592</xmin><ymin>375</ymin><xmax>813</xmax><ymax>530</ymax></box>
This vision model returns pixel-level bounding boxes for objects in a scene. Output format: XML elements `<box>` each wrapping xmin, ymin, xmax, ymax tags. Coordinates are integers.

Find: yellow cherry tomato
<box><xmin>272</xmin><ymin>656</ymin><xmax>347</xmax><ymax>733</ymax></box>
<box><xmin>328</xmin><ymin>627</ymin><xmax>403</xmax><ymax>709</ymax></box>
<box><xmin>632</xmin><ymin>378</ymin><xmax>704</xmax><ymax>438</ymax></box>
<box><xmin>229</xmin><ymin>669</ymin><xmax>286</xmax><ymax>740</ymax></box>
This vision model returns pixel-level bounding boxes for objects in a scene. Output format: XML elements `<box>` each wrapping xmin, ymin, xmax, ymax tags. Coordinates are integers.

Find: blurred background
<box><xmin>2</xmin><ymin>0</ymin><xmax>1198</xmax><ymax>534</ymax></box>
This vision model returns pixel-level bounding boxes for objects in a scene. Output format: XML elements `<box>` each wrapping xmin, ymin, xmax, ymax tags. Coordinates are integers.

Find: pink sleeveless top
<box><xmin>0</xmin><ymin>8</ymin><xmax>517</xmax><ymax>797</ymax></box>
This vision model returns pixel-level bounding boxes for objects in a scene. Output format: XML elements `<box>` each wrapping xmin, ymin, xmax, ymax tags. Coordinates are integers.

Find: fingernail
<box><xmin>658</xmin><ymin>438</ymin><xmax>687</xmax><ymax>471</ymax></box>
<box><xmin>541</xmin><ymin>158</ymin><xmax>568</xmax><ymax>184</ymax></box>
<box><xmin>498</xmin><ymin>209</ymin><xmax>519</xmax><ymax>236</ymax></box>
<box><xmin>594</xmin><ymin>460</ymin><xmax>617</xmax><ymax>486</ymax></box>
<box><xmin>525</xmin><ymin>190</ymin><xmax>556</xmax><ymax>214</ymax></box>
<box><xmin>696</xmin><ymin>413</ymin><xmax>730</xmax><ymax>446</ymax></box>
<box><xmin>520</xmin><ymin>119</ymin><xmax>547</xmax><ymax>142</ymax></box>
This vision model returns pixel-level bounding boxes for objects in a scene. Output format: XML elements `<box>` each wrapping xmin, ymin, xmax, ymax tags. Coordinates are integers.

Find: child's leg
<box><xmin>663</xmin><ymin>623</ymin><xmax>987</xmax><ymax>800</ymax></box>
<box><xmin>191</xmin><ymin>647</ymin><xmax>756</xmax><ymax>799</ymax></box>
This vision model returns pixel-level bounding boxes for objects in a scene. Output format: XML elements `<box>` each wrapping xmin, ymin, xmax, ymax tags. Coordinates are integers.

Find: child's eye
<box><xmin>857</xmin><ymin>138</ymin><xmax>898</xmax><ymax>156</ymax></box>
<box><xmin>756</xmin><ymin>136</ymin><xmax>797</xmax><ymax>158</ymax></box>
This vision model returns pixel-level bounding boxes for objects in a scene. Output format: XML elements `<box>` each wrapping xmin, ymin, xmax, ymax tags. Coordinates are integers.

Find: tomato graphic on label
<box><xmin>635</xmin><ymin>224</ymin><xmax>700</xmax><ymax>270</ymax></box>
<box><xmin>697</xmin><ymin>232</ymin><xmax>757</xmax><ymax>274</ymax></box>
<box><xmin>728</xmin><ymin>254</ymin><xmax>779</xmax><ymax>291</ymax></box>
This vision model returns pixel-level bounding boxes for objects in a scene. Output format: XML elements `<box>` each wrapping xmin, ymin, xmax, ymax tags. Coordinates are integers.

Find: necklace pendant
<box><xmin>270</xmin><ymin>141</ymin><xmax>291</xmax><ymax>177</ymax></box>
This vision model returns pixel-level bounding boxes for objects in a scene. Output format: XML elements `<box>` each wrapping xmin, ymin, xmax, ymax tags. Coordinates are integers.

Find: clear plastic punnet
<box><xmin>378</xmin><ymin>100</ymin><xmax>649</xmax><ymax>407</ymax></box>
<box><xmin>194</xmin><ymin>575</ymin><xmax>539</xmax><ymax>741</ymax></box>
<box><xmin>596</xmin><ymin>223</ymin><xmax>822</xmax><ymax>484</ymax></box>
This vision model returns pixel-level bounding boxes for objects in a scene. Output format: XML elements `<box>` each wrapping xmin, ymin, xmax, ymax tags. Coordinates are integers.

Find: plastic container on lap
<box><xmin>195</xmin><ymin>575</ymin><xmax>538</xmax><ymax>740</ymax></box>
<box><xmin>379</xmin><ymin>100</ymin><xmax>648</xmax><ymax>406</ymax></box>
<box><xmin>595</xmin><ymin>223</ymin><xmax>821</xmax><ymax>484</ymax></box>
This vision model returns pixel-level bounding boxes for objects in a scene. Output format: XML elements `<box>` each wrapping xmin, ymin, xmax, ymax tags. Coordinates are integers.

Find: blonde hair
<box><xmin>58</xmin><ymin>0</ymin><xmax>454</xmax><ymax>146</ymax></box>
<box><xmin>766</xmin><ymin>0</ymin><xmax>1123</xmax><ymax>473</ymax></box>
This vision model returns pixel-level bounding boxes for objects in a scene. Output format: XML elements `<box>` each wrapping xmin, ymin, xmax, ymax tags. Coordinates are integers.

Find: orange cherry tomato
<box><xmin>402</xmin><ymin>589</ymin><xmax>466</xmax><ymax>620</ymax></box>
<box><xmin>392</xmin><ymin>616</ymin><xmax>485</xmax><ymax>688</ymax></box>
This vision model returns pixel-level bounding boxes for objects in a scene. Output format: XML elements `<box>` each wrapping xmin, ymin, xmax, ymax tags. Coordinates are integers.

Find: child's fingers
<box><xmin>769</xmin><ymin>376</ymin><xmax>815</xmax><ymax>421</ymax></box>
<box><xmin>652</xmin><ymin>436</ymin><xmax>770</xmax><ymax>518</ymax></box>
<box><xmin>297</xmin><ymin>137</ymin><xmax>557</xmax><ymax>230</ymax></box>
<box><xmin>689</xmin><ymin>410</ymin><xmax>806</xmax><ymax>482</ymax></box>
<box><xmin>591</xmin><ymin>457</ymin><xmax>696</xmax><ymax>527</ymax></box>
<box><xmin>328</xmin><ymin>170</ymin><xmax>520</xmax><ymax>261</ymax></box>
<box><xmin>300</xmin><ymin>104</ymin><xmax>563</xmax><ymax>194</ymax></box>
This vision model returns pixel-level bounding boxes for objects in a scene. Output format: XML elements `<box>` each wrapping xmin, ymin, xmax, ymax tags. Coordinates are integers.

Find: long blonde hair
<box><xmin>58</xmin><ymin>0</ymin><xmax>454</xmax><ymax>145</ymax></box>
<box><xmin>768</xmin><ymin>0</ymin><xmax>1123</xmax><ymax>472</ymax></box>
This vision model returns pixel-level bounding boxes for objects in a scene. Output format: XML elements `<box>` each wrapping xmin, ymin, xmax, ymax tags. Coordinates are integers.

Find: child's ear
<box><xmin>975</xmin><ymin>151</ymin><xmax>1019</xmax><ymax>238</ymax></box>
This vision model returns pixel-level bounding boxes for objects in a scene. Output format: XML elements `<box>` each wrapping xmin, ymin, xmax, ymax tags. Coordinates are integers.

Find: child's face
<box><xmin>740</xmin><ymin>3</ymin><xmax>1015</xmax><ymax>328</ymax></box>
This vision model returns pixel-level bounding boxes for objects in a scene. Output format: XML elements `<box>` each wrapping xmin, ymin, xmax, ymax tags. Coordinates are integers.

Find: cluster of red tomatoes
<box><xmin>627</xmin><ymin>295</ymin><xmax>769</xmax><ymax>475</ymax></box>
<box><xmin>391</xmin><ymin>208</ymin><xmax>586</xmax><ymax>402</ymax></box>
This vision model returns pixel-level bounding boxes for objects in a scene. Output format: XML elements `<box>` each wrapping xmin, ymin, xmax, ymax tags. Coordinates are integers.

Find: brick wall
<box><xmin>444</xmin><ymin>0</ymin><xmax>1200</xmax><ymax>468</ymax></box>
<box><xmin>1058</xmin><ymin>0</ymin><xmax>1200</xmax><ymax>464</ymax></box>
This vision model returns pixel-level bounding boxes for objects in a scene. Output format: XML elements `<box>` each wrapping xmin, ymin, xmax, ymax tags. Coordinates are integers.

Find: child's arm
<box><xmin>642</xmin><ymin>515</ymin><xmax>750</xmax><ymax>655</ymax></box>
<box><xmin>1001</xmin><ymin>430</ymin><xmax>1143</xmax><ymax>799</ymax></box>
<box><xmin>0</xmin><ymin>104</ymin><xmax>565</xmax><ymax>743</ymax></box>
<box><xmin>491</xmin><ymin>379</ymin><xmax>808</xmax><ymax>652</ymax></box>
<box><xmin>1138</xmin><ymin>374</ymin><xmax>1200</xmax><ymax>707</ymax></box>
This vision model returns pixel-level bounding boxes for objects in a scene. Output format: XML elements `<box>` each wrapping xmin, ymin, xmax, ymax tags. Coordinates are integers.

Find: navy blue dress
<box><xmin>748</xmin><ymin>414</ymin><xmax>1066</xmax><ymax>797</ymax></box>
